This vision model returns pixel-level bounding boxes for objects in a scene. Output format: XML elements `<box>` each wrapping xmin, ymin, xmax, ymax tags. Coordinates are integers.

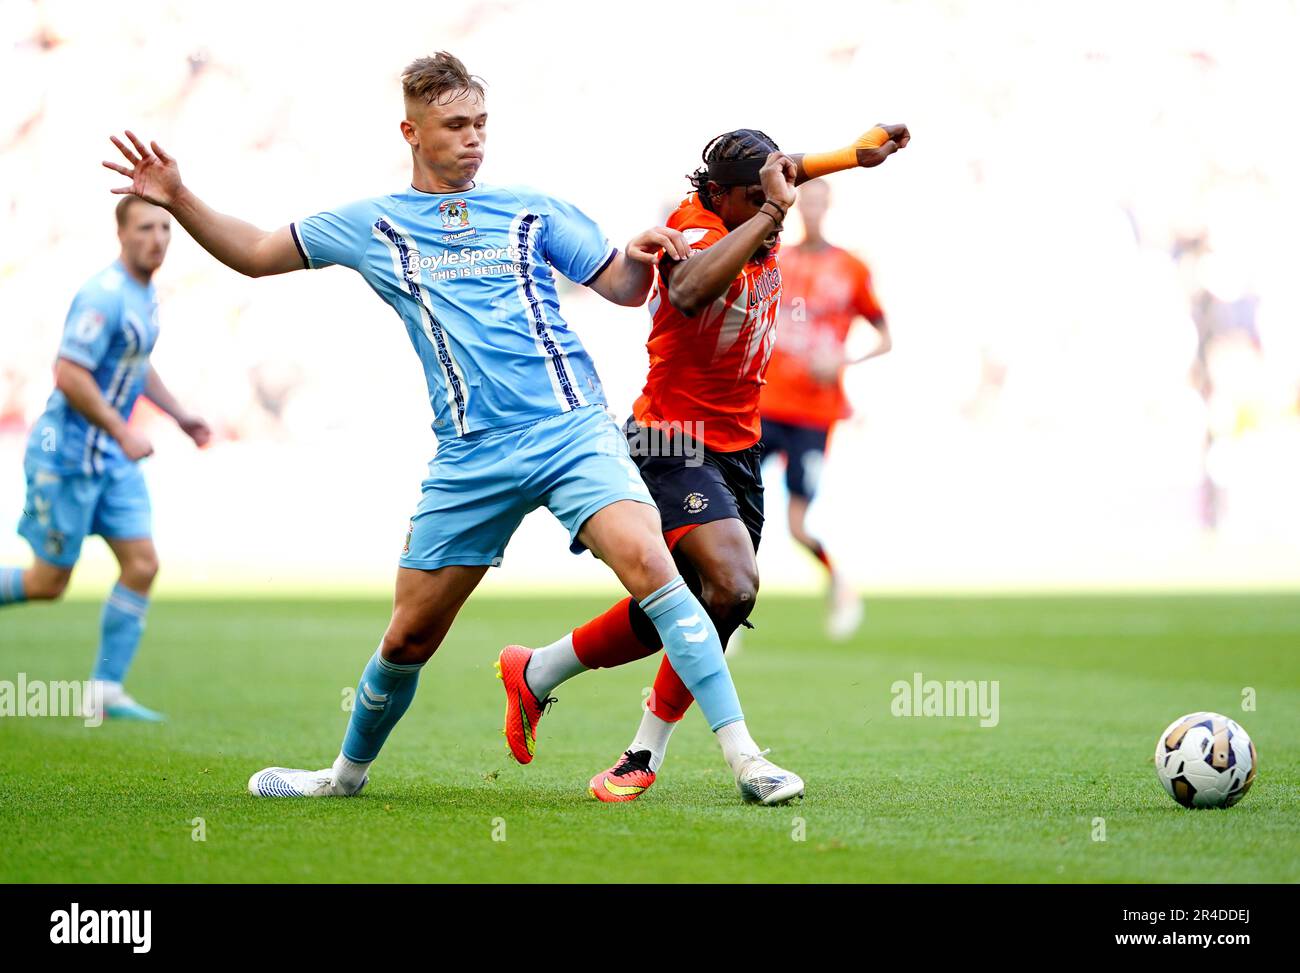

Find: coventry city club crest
<box><xmin>439</xmin><ymin>198</ymin><xmax>471</xmax><ymax>230</ymax></box>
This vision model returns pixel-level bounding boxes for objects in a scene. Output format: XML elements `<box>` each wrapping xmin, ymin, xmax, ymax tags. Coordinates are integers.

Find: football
<box><xmin>1154</xmin><ymin>712</ymin><xmax>1257</xmax><ymax>809</ymax></box>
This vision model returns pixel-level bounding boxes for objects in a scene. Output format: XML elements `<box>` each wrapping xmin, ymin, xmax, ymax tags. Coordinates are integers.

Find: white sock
<box><xmin>332</xmin><ymin>752</ymin><xmax>371</xmax><ymax>792</ymax></box>
<box><xmin>523</xmin><ymin>632</ymin><xmax>587</xmax><ymax>699</ymax></box>
<box><xmin>628</xmin><ymin>707</ymin><xmax>677</xmax><ymax>773</ymax></box>
<box><xmin>92</xmin><ymin>679</ymin><xmax>125</xmax><ymax>707</ymax></box>
<box><xmin>715</xmin><ymin>720</ymin><xmax>762</xmax><ymax>773</ymax></box>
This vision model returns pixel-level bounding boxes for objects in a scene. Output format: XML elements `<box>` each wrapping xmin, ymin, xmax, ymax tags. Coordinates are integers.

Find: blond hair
<box><xmin>115</xmin><ymin>195</ymin><xmax>147</xmax><ymax>228</ymax></box>
<box><xmin>401</xmin><ymin>52</ymin><xmax>485</xmax><ymax>109</ymax></box>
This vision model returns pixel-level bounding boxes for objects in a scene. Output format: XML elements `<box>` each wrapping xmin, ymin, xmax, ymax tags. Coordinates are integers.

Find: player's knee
<box><xmin>702</xmin><ymin>571</ymin><xmax>759</xmax><ymax>629</ymax></box>
<box><xmin>125</xmin><ymin>552</ymin><xmax>160</xmax><ymax>588</ymax></box>
<box><xmin>629</xmin><ymin>539</ymin><xmax>677</xmax><ymax>592</ymax></box>
<box><xmin>380</xmin><ymin>625</ymin><xmax>441</xmax><ymax>666</ymax></box>
<box><xmin>26</xmin><ymin>571</ymin><xmax>70</xmax><ymax>601</ymax></box>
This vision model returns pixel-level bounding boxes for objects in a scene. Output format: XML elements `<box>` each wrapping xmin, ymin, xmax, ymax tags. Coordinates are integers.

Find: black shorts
<box><xmin>758</xmin><ymin>417</ymin><xmax>830</xmax><ymax>500</ymax></box>
<box><xmin>624</xmin><ymin>417</ymin><xmax>764</xmax><ymax>552</ymax></box>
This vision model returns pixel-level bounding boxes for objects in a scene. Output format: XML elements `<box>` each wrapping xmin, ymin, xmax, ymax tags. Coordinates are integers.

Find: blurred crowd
<box><xmin>2</xmin><ymin>0</ymin><xmax>1297</xmax><ymax>588</ymax></box>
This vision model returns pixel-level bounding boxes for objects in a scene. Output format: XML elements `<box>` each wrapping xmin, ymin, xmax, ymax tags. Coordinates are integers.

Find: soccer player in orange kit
<box><xmin>495</xmin><ymin>124</ymin><xmax>909</xmax><ymax>802</ymax></box>
<box><xmin>760</xmin><ymin>178</ymin><xmax>892</xmax><ymax>641</ymax></box>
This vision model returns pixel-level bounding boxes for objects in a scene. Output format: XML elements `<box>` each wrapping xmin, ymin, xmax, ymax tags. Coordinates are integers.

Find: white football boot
<box><xmin>735</xmin><ymin>750</ymin><xmax>805</xmax><ymax>805</ymax></box>
<box><xmin>247</xmin><ymin>766</ymin><xmax>366</xmax><ymax>798</ymax></box>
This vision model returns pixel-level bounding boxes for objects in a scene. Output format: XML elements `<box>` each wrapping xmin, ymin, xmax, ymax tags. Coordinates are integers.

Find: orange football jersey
<box><xmin>633</xmin><ymin>193</ymin><xmax>782</xmax><ymax>452</ymax></box>
<box><xmin>760</xmin><ymin>243</ymin><xmax>883</xmax><ymax>429</ymax></box>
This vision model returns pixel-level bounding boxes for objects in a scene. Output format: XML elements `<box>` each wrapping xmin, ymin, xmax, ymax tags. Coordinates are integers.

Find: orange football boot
<box><xmin>588</xmin><ymin>749</ymin><xmax>657</xmax><ymax>803</ymax></box>
<box><xmin>495</xmin><ymin>645</ymin><xmax>554</xmax><ymax>764</ymax></box>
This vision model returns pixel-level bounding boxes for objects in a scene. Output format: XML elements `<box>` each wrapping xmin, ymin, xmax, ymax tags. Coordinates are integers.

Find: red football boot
<box><xmin>495</xmin><ymin>645</ymin><xmax>553</xmax><ymax>764</ymax></box>
<box><xmin>588</xmin><ymin>749</ymin><xmax>656</xmax><ymax>803</ymax></box>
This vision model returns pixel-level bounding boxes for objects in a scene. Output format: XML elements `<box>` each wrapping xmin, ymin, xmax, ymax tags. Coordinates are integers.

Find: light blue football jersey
<box><xmin>27</xmin><ymin>261</ymin><xmax>160</xmax><ymax>475</ymax></box>
<box><xmin>292</xmin><ymin>183</ymin><xmax>617</xmax><ymax>439</ymax></box>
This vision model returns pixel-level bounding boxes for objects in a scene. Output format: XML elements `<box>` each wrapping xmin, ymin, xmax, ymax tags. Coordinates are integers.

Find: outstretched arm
<box><xmin>145</xmin><ymin>367</ymin><xmax>211</xmax><ymax>447</ymax></box>
<box><xmin>104</xmin><ymin>131</ymin><xmax>304</xmax><ymax>278</ymax></box>
<box><xmin>791</xmin><ymin>123</ymin><xmax>911</xmax><ymax>185</ymax></box>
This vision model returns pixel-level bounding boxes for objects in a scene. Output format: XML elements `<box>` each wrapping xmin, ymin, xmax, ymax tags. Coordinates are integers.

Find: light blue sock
<box><xmin>341</xmin><ymin>649</ymin><xmax>424</xmax><ymax>763</ymax></box>
<box><xmin>0</xmin><ymin>568</ymin><xmax>26</xmax><ymax>606</ymax></box>
<box><xmin>93</xmin><ymin>583</ymin><xmax>149</xmax><ymax>682</ymax></box>
<box><xmin>639</xmin><ymin>576</ymin><xmax>743</xmax><ymax>731</ymax></box>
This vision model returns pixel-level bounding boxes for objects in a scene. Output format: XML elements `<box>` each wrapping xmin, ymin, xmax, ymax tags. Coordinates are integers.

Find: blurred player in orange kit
<box><xmin>760</xmin><ymin>178</ymin><xmax>891</xmax><ymax>640</ymax></box>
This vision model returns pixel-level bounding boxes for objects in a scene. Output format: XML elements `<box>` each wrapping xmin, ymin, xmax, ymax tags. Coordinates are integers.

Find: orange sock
<box><xmin>648</xmin><ymin>655</ymin><xmax>696</xmax><ymax>723</ymax></box>
<box><xmin>809</xmin><ymin>542</ymin><xmax>833</xmax><ymax>574</ymax></box>
<box><xmin>572</xmin><ymin>597</ymin><xmax>661</xmax><ymax>670</ymax></box>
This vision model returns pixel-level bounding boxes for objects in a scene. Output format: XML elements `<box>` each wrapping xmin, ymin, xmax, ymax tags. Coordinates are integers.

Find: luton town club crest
<box><xmin>439</xmin><ymin>199</ymin><xmax>471</xmax><ymax>230</ymax></box>
<box><xmin>683</xmin><ymin>492</ymin><xmax>709</xmax><ymax>514</ymax></box>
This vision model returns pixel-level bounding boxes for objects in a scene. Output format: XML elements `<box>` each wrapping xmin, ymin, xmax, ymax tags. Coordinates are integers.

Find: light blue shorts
<box><xmin>17</xmin><ymin>460</ymin><xmax>152</xmax><ymax>568</ymax></box>
<box><xmin>400</xmin><ymin>405</ymin><xmax>656</xmax><ymax>570</ymax></box>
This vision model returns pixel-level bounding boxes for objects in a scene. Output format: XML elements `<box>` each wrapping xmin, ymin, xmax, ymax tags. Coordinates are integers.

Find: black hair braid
<box><xmin>688</xmin><ymin>128</ymin><xmax>780</xmax><ymax>211</ymax></box>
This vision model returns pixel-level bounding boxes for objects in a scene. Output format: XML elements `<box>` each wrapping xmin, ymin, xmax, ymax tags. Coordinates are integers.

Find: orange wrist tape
<box><xmin>801</xmin><ymin>126</ymin><xmax>892</xmax><ymax>179</ymax></box>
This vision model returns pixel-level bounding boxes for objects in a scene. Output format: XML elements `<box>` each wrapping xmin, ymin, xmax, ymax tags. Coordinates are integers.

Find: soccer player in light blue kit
<box><xmin>1</xmin><ymin>197</ymin><xmax>212</xmax><ymax>721</ymax></box>
<box><xmin>103</xmin><ymin>52</ymin><xmax>805</xmax><ymax>803</ymax></box>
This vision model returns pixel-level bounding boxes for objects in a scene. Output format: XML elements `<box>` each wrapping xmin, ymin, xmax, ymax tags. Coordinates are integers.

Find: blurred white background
<box><xmin>2</xmin><ymin>0</ymin><xmax>1297</xmax><ymax>595</ymax></box>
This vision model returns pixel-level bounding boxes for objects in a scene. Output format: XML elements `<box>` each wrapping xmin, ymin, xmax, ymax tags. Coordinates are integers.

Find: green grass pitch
<box><xmin>1</xmin><ymin>592</ymin><xmax>1297</xmax><ymax>883</ymax></box>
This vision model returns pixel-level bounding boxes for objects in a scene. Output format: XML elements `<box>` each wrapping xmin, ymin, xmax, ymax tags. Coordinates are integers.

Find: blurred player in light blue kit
<box><xmin>103</xmin><ymin>52</ymin><xmax>805</xmax><ymax>803</ymax></box>
<box><xmin>0</xmin><ymin>197</ymin><xmax>212</xmax><ymax>721</ymax></box>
